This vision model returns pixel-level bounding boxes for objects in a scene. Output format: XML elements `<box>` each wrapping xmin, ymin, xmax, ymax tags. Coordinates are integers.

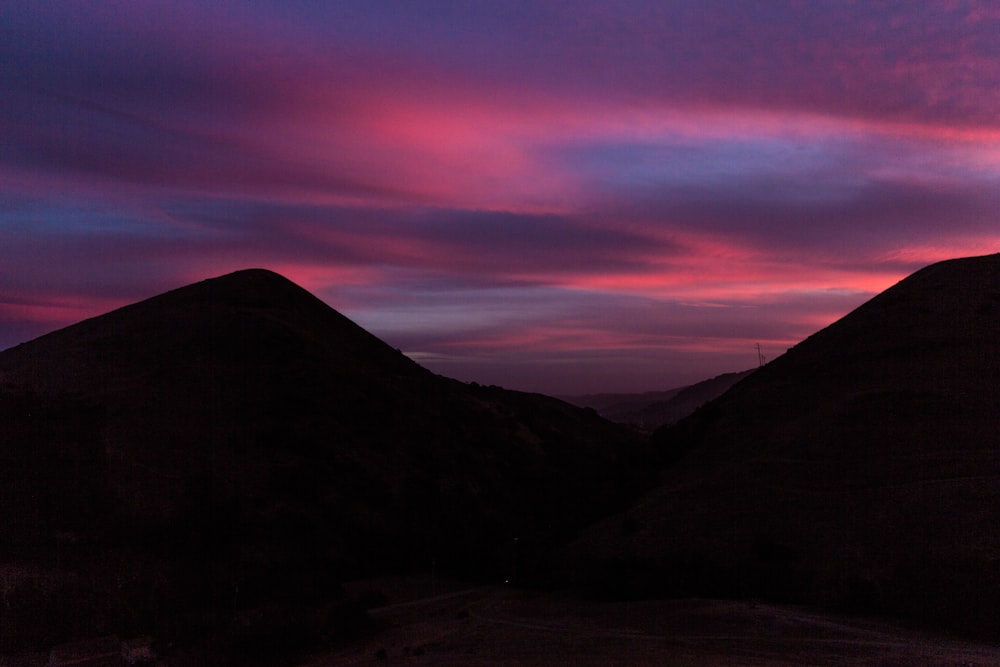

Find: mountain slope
<box><xmin>0</xmin><ymin>269</ymin><xmax>647</xmax><ymax>653</ymax></box>
<box><xmin>1</xmin><ymin>269</ymin><xmax>427</xmax><ymax>516</ymax></box>
<box><xmin>567</xmin><ymin>253</ymin><xmax>1000</xmax><ymax>637</ymax></box>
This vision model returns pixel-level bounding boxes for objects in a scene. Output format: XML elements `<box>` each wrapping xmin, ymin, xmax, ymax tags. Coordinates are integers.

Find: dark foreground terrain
<box><xmin>304</xmin><ymin>578</ymin><xmax>1000</xmax><ymax>667</ymax></box>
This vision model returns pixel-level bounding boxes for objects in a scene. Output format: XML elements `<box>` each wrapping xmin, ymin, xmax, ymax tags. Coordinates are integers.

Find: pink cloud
<box><xmin>3</xmin><ymin>1</ymin><xmax>1000</xmax><ymax>392</ymax></box>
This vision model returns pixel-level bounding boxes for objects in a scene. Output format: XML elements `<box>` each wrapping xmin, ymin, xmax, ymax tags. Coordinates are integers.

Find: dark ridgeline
<box><xmin>0</xmin><ymin>269</ymin><xmax>649</xmax><ymax>657</ymax></box>
<box><xmin>4</xmin><ymin>253</ymin><xmax>1000</xmax><ymax>658</ymax></box>
<box><xmin>567</xmin><ymin>253</ymin><xmax>1000</xmax><ymax>638</ymax></box>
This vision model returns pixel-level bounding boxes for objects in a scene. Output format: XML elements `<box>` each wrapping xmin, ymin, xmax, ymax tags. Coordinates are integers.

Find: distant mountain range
<box><xmin>565</xmin><ymin>369</ymin><xmax>755</xmax><ymax>430</ymax></box>
<box><xmin>566</xmin><ymin>253</ymin><xmax>1000</xmax><ymax>638</ymax></box>
<box><xmin>3</xmin><ymin>253</ymin><xmax>1000</xmax><ymax>658</ymax></box>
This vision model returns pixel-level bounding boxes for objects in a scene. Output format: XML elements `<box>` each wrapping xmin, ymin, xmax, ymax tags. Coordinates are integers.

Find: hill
<box><xmin>566</xmin><ymin>253</ymin><xmax>1000</xmax><ymax>638</ymax></box>
<box><xmin>0</xmin><ymin>269</ymin><xmax>648</xmax><ymax>656</ymax></box>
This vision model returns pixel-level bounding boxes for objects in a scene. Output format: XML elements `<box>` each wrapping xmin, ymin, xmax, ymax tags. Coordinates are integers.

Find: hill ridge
<box><xmin>568</xmin><ymin>252</ymin><xmax>1000</xmax><ymax>638</ymax></box>
<box><xmin>0</xmin><ymin>268</ymin><xmax>649</xmax><ymax>654</ymax></box>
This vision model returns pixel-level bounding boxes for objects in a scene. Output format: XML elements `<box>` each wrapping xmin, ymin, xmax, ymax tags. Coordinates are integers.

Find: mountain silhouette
<box><xmin>568</xmin><ymin>253</ymin><xmax>1000</xmax><ymax>637</ymax></box>
<box><xmin>567</xmin><ymin>370</ymin><xmax>755</xmax><ymax>430</ymax></box>
<box><xmin>0</xmin><ymin>269</ymin><xmax>648</xmax><ymax>653</ymax></box>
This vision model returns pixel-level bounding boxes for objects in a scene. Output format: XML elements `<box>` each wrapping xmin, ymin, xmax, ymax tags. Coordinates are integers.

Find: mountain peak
<box><xmin>0</xmin><ymin>268</ymin><xmax>417</xmax><ymax>396</ymax></box>
<box><xmin>142</xmin><ymin>267</ymin><xmax>322</xmax><ymax>311</ymax></box>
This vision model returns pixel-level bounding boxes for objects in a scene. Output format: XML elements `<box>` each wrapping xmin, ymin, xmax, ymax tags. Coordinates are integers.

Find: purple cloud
<box><xmin>2</xmin><ymin>1</ymin><xmax>998</xmax><ymax>393</ymax></box>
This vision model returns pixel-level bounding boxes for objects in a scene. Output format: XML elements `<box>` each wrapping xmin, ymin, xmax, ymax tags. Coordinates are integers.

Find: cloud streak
<box><xmin>2</xmin><ymin>1</ymin><xmax>998</xmax><ymax>393</ymax></box>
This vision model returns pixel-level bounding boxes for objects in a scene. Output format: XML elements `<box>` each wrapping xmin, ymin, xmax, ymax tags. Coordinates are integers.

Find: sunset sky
<box><xmin>3</xmin><ymin>1</ymin><xmax>999</xmax><ymax>394</ymax></box>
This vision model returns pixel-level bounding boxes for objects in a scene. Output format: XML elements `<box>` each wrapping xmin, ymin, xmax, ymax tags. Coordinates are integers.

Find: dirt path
<box><xmin>301</xmin><ymin>584</ymin><xmax>1000</xmax><ymax>666</ymax></box>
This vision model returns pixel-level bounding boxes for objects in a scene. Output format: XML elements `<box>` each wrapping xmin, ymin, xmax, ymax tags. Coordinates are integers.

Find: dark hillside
<box><xmin>567</xmin><ymin>253</ymin><xmax>1000</xmax><ymax>638</ymax></box>
<box><xmin>0</xmin><ymin>269</ymin><xmax>647</xmax><ymax>655</ymax></box>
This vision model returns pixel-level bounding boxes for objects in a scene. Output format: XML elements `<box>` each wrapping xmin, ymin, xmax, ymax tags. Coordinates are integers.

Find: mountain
<box><xmin>0</xmin><ymin>269</ymin><xmax>648</xmax><ymax>655</ymax></box>
<box><xmin>567</xmin><ymin>370</ymin><xmax>755</xmax><ymax>429</ymax></box>
<box><xmin>566</xmin><ymin>253</ymin><xmax>1000</xmax><ymax>638</ymax></box>
<box><xmin>565</xmin><ymin>388</ymin><xmax>685</xmax><ymax>415</ymax></box>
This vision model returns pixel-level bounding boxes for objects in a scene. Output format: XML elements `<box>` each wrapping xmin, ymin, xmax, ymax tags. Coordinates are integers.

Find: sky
<box><xmin>2</xmin><ymin>1</ymin><xmax>999</xmax><ymax>395</ymax></box>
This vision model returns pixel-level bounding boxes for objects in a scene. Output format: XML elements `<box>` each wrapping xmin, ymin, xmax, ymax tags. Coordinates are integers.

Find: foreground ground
<box><xmin>304</xmin><ymin>578</ymin><xmax>1000</xmax><ymax>667</ymax></box>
